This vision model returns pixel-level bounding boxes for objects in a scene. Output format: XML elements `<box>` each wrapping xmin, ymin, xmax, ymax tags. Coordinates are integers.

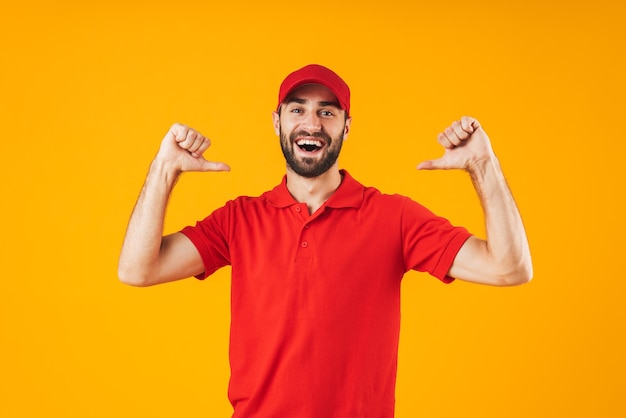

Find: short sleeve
<box><xmin>400</xmin><ymin>198</ymin><xmax>472</xmax><ymax>283</ymax></box>
<box><xmin>180</xmin><ymin>203</ymin><xmax>232</xmax><ymax>279</ymax></box>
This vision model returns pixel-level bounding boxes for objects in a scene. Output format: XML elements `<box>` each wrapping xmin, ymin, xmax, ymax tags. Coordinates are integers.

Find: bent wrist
<box><xmin>150</xmin><ymin>156</ymin><xmax>182</xmax><ymax>187</ymax></box>
<box><xmin>467</xmin><ymin>156</ymin><xmax>506</xmax><ymax>201</ymax></box>
<box><xmin>467</xmin><ymin>153</ymin><xmax>500</xmax><ymax>179</ymax></box>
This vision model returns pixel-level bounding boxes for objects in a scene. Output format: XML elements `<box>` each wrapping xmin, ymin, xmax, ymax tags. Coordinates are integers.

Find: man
<box><xmin>118</xmin><ymin>64</ymin><xmax>532</xmax><ymax>417</ymax></box>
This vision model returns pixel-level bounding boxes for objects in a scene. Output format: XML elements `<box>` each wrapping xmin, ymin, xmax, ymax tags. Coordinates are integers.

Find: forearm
<box><xmin>118</xmin><ymin>158</ymin><xmax>180</xmax><ymax>286</ymax></box>
<box><xmin>468</xmin><ymin>157</ymin><xmax>533</xmax><ymax>284</ymax></box>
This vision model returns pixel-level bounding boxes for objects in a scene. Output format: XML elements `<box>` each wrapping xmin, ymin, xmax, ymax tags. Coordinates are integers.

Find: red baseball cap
<box><xmin>277</xmin><ymin>64</ymin><xmax>351</xmax><ymax>116</ymax></box>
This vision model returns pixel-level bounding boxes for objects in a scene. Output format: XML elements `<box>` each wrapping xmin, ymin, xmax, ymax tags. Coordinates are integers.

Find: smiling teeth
<box><xmin>296</xmin><ymin>139</ymin><xmax>322</xmax><ymax>147</ymax></box>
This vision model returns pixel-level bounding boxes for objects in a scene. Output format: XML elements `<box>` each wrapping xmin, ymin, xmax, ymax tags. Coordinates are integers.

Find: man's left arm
<box><xmin>418</xmin><ymin>116</ymin><xmax>533</xmax><ymax>286</ymax></box>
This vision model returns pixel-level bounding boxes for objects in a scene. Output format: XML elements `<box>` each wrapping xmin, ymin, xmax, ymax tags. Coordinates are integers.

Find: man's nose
<box><xmin>303</xmin><ymin>112</ymin><xmax>322</xmax><ymax>131</ymax></box>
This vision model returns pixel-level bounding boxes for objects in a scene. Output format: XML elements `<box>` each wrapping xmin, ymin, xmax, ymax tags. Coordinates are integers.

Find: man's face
<box><xmin>273</xmin><ymin>84</ymin><xmax>351</xmax><ymax>178</ymax></box>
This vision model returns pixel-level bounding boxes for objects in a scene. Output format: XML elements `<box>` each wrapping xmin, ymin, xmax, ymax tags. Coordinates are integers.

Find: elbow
<box><xmin>504</xmin><ymin>268</ymin><xmax>533</xmax><ymax>286</ymax></box>
<box><xmin>117</xmin><ymin>265</ymin><xmax>153</xmax><ymax>287</ymax></box>
<box><xmin>514</xmin><ymin>255</ymin><xmax>534</xmax><ymax>285</ymax></box>
<box><xmin>495</xmin><ymin>259</ymin><xmax>534</xmax><ymax>286</ymax></box>
<box><xmin>519</xmin><ymin>261</ymin><xmax>534</xmax><ymax>284</ymax></box>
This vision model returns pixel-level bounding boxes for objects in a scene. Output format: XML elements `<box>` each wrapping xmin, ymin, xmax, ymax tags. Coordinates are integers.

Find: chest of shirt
<box><xmin>225</xmin><ymin>200</ymin><xmax>406</xmax><ymax>285</ymax></box>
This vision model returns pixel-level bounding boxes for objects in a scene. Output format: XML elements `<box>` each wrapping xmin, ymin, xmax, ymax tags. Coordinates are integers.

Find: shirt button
<box><xmin>301</xmin><ymin>241</ymin><xmax>308</xmax><ymax>248</ymax></box>
<box><xmin>295</xmin><ymin>206</ymin><xmax>301</xmax><ymax>212</ymax></box>
<box><xmin>304</xmin><ymin>224</ymin><xmax>310</xmax><ymax>229</ymax></box>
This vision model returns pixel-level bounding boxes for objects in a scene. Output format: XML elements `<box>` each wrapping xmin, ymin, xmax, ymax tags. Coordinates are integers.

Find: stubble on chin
<box><xmin>279</xmin><ymin>128</ymin><xmax>343</xmax><ymax>178</ymax></box>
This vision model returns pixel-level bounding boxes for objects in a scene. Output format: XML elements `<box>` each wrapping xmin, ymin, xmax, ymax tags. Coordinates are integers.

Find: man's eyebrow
<box><xmin>286</xmin><ymin>97</ymin><xmax>307</xmax><ymax>105</ymax></box>
<box><xmin>285</xmin><ymin>97</ymin><xmax>341</xmax><ymax>108</ymax></box>
<box><xmin>319</xmin><ymin>100</ymin><xmax>341</xmax><ymax>108</ymax></box>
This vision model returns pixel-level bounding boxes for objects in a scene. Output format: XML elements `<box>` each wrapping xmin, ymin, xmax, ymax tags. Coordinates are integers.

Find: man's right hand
<box><xmin>156</xmin><ymin>123</ymin><xmax>231</xmax><ymax>173</ymax></box>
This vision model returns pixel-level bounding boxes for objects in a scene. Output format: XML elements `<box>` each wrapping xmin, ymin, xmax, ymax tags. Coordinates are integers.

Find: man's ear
<box><xmin>272</xmin><ymin>111</ymin><xmax>280</xmax><ymax>136</ymax></box>
<box><xmin>343</xmin><ymin>116</ymin><xmax>352</xmax><ymax>139</ymax></box>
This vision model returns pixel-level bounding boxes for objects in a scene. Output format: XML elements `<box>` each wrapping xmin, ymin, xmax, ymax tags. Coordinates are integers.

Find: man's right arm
<box><xmin>117</xmin><ymin>123</ymin><xmax>230</xmax><ymax>287</ymax></box>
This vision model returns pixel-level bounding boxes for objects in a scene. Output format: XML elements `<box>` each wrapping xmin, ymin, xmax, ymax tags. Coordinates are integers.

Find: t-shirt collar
<box><xmin>264</xmin><ymin>169</ymin><xmax>364</xmax><ymax>209</ymax></box>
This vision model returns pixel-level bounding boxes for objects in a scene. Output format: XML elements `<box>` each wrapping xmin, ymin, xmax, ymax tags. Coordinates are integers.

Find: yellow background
<box><xmin>1</xmin><ymin>0</ymin><xmax>624</xmax><ymax>416</ymax></box>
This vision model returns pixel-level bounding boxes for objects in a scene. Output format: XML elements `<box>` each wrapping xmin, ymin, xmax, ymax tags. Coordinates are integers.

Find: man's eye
<box><xmin>291</xmin><ymin>108</ymin><xmax>302</xmax><ymax>113</ymax></box>
<box><xmin>320</xmin><ymin>110</ymin><xmax>334</xmax><ymax>116</ymax></box>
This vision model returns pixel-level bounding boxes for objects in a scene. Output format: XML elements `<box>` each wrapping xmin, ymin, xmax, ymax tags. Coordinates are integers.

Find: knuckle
<box><xmin>172</xmin><ymin>122</ymin><xmax>187</xmax><ymax>134</ymax></box>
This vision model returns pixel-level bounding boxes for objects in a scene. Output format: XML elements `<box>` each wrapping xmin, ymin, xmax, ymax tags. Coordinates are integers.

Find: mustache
<box><xmin>289</xmin><ymin>130</ymin><xmax>332</xmax><ymax>143</ymax></box>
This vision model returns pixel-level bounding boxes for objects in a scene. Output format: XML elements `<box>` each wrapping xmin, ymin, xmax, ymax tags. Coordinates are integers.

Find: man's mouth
<box><xmin>296</xmin><ymin>138</ymin><xmax>324</xmax><ymax>153</ymax></box>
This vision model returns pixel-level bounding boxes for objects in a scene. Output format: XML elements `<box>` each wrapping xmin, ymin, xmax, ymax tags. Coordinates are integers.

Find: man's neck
<box><xmin>286</xmin><ymin>167</ymin><xmax>343</xmax><ymax>215</ymax></box>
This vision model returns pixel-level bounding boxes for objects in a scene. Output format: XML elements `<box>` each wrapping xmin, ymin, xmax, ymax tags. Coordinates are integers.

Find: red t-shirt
<box><xmin>181</xmin><ymin>170</ymin><xmax>471</xmax><ymax>418</ymax></box>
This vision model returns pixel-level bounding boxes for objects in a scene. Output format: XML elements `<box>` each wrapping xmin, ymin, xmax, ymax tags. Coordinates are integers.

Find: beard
<box><xmin>279</xmin><ymin>127</ymin><xmax>344</xmax><ymax>178</ymax></box>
